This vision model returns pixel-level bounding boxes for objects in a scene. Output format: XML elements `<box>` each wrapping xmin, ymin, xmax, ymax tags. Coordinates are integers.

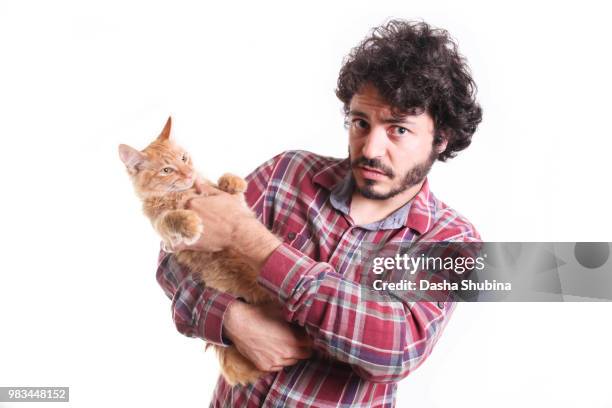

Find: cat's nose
<box><xmin>184</xmin><ymin>171</ymin><xmax>194</xmax><ymax>179</ymax></box>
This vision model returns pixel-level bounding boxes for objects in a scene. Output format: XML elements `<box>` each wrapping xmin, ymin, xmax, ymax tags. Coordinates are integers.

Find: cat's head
<box><xmin>118</xmin><ymin>117</ymin><xmax>196</xmax><ymax>198</ymax></box>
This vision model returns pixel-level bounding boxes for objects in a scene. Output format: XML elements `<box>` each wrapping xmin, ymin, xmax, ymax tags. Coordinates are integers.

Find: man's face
<box><xmin>347</xmin><ymin>84</ymin><xmax>447</xmax><ymax>200</ymax></box>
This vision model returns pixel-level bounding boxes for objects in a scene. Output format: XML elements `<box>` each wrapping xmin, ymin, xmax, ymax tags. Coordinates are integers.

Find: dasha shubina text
<box><xmin>372</xmin><ymin>279</ymin><xmax>511</xmax><ymax>291</ymax></box>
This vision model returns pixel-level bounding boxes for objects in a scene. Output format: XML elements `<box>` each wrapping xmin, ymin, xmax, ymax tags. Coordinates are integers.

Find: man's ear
<box><xmin>118</xmin><ymin>144</ymin><xmax>146</xmax><ymax>174</ymax></box>
<box><xmin>434</xmin><ymin>131</ymin><xmax>449</xmax><ymax>154</ymax></box>
<box><xmin>157</xmin><ymin>116</ymin><xmax>172</xmax><ymax>141</ymax></box>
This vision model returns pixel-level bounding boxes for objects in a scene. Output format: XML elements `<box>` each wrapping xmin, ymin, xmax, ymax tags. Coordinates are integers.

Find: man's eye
<box><xmin>391</xmin><ymin>126</ymin><xmax>410</xmax><ymax>136</ymax></box>
<box><xmin>161</xmin><ymin>167</ymin><xmax>174</xmax><ymax>174</ymax></box>
<box><xmin>353</xmin><ymin>119</ymin><xmax>369</xmax><ymax>130</ymax></box>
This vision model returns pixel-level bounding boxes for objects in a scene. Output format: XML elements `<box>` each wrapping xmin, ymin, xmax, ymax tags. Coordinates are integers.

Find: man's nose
<box><xmin>361</xmin><ymin>126</ymin><xmax>388</xmax><ymax>159</ymax></box>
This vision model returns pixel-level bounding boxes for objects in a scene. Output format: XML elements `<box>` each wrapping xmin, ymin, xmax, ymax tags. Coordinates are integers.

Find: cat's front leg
<box><xmin>155</xmin><ymin>209</ymin><xmax>203</xmax><ymax>249</ymax></box>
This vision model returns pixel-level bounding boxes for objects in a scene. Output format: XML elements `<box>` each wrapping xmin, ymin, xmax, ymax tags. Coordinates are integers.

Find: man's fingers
<box><xmin>281</xmin><ymin>346</ymin><xmax>312</xmax><ymax>360</ymax></box>
<box><xmin>185</xmin><ymin>196</ymin><xmax>199</xmax><ymax>210</ymax></box>
<box><xmin>194</xmin><ymin>178</ymin><xmax>205</xmax><ymax>194</ymax></box>
<box><xmin>262</xmin><ymin>344</ymin><xmax>312</xmax><ymax>372</ymax></box>
<box><xmin>269</xmin><ymin>359</ymin><xmax>299</xmax><ymax>372</ymax></box>
<box><xmin>184</xmin><ymin>195</ymin><xmax>208</xmax><ymax>210</ymax></box>
<box><xmin>194</xmin><ymin>177</ymin><xmax>225</xmax><ymax>196</ymax></box>
<box><xmin>185</xmin><ymin>191</ymin><xmax>210</xmax><ymax>209</ymax></box>
<box><xmin>185</xmin><ymin>191</ymin><xmax>229</xmax><ymax>210</ymax></box>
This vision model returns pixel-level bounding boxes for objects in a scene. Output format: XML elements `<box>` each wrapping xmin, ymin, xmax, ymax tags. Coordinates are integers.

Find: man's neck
<box><xmin>348</xmin><ymin>180</ymin><xmax>424</xmax><ymax>226</ymax></box>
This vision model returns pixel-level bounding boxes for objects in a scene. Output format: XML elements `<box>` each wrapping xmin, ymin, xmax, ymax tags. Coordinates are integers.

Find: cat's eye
<box><xmin>182</xmin><ymin>154</ymin><xmax>188</xmax><ymax>162</ymax></box>
<box><xmin>161</xmin><ymin>167</ymin><xmax>174</xmax><ymax>174</ymax></box>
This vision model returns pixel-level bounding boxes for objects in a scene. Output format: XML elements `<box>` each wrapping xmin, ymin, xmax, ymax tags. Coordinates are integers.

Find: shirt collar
<box><xmin>313</xmin><ymin>158</ymin><xmax>437</xmax><ymax>234</ymax></box>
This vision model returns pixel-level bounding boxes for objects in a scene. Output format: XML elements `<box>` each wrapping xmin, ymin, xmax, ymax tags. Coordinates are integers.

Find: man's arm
<box><xmin>178</xmin><ymin>205</ymin><xmax>478</xmax><ymax>383</ymax></box>
<box><xmin>156</xmin><ymin>248</ymin><xmax>313</xmax><ymax>372</ymax></box>
<box><xmin>156</xmin><ymin>248</ymin><xmax>238</xmax><ymax>345</ymax></box>
<box><xmin>254</xmin><ymin>240</ymin><xmax>462</xmax><ymax>383</ymax></box>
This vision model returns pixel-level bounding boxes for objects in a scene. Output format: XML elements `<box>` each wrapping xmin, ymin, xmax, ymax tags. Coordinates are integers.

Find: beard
<box><xmin>350</xmin><ymin>148</ymin><xmax>438</xmax><ymax>200</ymax></box>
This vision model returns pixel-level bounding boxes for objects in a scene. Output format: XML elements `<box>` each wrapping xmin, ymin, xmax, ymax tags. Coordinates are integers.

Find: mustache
<box><xmin>351</xmin><ymin>156</ymin><xmax>394</xmax><ymax>178</ymax></box>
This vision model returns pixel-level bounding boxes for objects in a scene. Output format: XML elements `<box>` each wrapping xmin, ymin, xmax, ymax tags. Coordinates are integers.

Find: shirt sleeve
<box><xmin>244</xmin><ymin>152</ymin><xmax>283</xmax><ymax>225</ymax></box>
<box><xmin>256</xmin><ymin>231</ymin><xmax>480</xmax><ymax>383</ymax></box>
<box><xmin>156</xmin><ymin>248</ymin><xmax>238</xmax><ymax>346</ymax></box>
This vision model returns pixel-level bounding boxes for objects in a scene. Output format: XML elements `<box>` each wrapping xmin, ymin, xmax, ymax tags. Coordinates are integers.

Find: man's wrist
<box><xmin>223</xmin><ymin>298</ymin><xmax>243</xmax><ymax>343</ymax></box>
<box><xmin>229</xmin><ymin>216</ymin><xmax>282</xmax><ymax>272</ymax></box>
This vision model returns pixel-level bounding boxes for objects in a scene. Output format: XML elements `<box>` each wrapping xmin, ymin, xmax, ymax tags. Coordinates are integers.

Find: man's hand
<box><xmin>172</xmin><ymin>180</ymin><xmax>282</xmax><ymax>270</ymax></box>
<box><xmin>224</xmin><ymin>300</ymin><xmax>313</xmax><ymax>372</ymax></box>
<box><xmin>183</xmin><ymin>192</ymin><xmax>248</xmax><ymax>252</ymax></box>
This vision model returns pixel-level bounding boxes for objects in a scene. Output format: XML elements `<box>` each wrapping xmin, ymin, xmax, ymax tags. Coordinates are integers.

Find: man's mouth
<box><xmin>350</xmin><ymin>156</ymin><xmax>394</xmax><ymax>179</ymax></box>
<box><xmin>358</xmin><ymin>165</ymin><xmax>389</xmax><ymax>180</ymax></box>
<box><xmin>360</xmin><ymin>165</ymin><xmax>386</xmax><ymax>174</ymax></box>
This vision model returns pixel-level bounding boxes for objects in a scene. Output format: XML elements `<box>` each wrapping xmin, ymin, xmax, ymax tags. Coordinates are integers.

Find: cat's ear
<box><xmin>157</xmin><ymin>116</ymin><xmax>172</xmax><ymax>141</ymax></box>
<box><xmin>118</xmin><ymin>144</ymin><xmax>146</xmax><ymax>174</ymax></box>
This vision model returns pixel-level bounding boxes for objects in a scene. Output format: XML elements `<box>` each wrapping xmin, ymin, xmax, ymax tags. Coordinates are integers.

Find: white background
<box><xmin>1</xmin><ymin>0</ymin><xmax>611</xmax><ymax>407</ymax></box>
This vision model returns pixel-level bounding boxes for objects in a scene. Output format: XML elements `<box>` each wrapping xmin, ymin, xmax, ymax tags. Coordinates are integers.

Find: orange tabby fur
<box><xmin>119</xmin><ymin>117</ymin><xmax>274</xmax><ymax>385</ymax></box>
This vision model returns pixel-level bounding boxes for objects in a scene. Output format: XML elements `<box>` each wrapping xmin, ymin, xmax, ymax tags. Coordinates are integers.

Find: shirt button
<box><xmin>437</xmin><ymin>301</ymin><xmax>445</xmax><ymax>309</ymax></box>
<box><xmin>287</xmin><ymin>232</ymin><xmax>296</xmax><ymax>240</ymax></box>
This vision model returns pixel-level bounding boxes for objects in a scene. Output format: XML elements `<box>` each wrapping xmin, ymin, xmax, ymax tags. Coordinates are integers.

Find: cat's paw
<box><xmin>162</xmin><ymin>210</ymin><xmax>203</xmax><ymax>246</ymax></box>
<box><xmin>218</xmin><ymin>173</ymin><xmax>247</xmax><ymax>194</ymax></box>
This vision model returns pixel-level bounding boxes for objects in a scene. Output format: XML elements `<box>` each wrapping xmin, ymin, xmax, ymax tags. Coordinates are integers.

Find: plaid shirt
<box><xmin>156</xmin><ymin>150</ymin><xmax>480</xmax><ymax>407</ymax></box>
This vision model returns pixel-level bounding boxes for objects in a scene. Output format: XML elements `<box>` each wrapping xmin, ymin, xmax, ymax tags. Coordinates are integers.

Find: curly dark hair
<box><xmin>336</xmin><ymin>20</ymin><xmax>482</xmax><ymax>161</ymax></box>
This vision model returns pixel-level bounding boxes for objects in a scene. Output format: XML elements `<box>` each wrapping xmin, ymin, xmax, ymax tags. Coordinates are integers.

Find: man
<box><xmin>157</xmin><ymin>19</ymin><xmax>482</xmax><ymax>407</ymax></box>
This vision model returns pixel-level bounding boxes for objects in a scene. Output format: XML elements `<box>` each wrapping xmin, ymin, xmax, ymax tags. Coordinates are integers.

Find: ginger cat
<box><xmin>118</xmin><ymin>117</ymin><xmax>274</xmax><ymax>385</ymax></box>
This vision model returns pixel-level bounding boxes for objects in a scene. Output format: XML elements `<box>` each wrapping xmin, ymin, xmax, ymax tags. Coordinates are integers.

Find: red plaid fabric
<box><xmin>156</xmin><ymin>150</ymin><xmax>480</xmax><ymax>407</ymax></box>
